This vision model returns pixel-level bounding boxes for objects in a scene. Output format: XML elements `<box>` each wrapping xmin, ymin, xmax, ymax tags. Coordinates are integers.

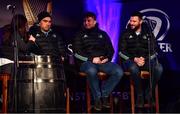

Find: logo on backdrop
<box><xmin>140</xmin><ymin>8</ymin><xmax>172</xmax><ymax>52</ymax></box>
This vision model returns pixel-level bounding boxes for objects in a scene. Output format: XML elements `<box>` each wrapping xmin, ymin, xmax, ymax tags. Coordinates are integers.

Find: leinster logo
<box><xmin>140</xmin><ymin>8</ymin><xmax>170</xmax><ymax>42</ymax></box>
<box><xmin>139</xmin><ymin>8</ymin><xmax>172</xmax><ymax>52</ymax></box>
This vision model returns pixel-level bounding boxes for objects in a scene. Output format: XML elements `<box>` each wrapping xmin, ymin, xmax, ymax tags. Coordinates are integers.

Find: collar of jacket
<box><xmin>36</xmin><ymin>27</ymin><xmax>53</xmax><ymax>36</ymax></box>
<box><xmin>82</xmin><ymin>23</ymin><xmax>99</xmax><ymax>33</ymax></box>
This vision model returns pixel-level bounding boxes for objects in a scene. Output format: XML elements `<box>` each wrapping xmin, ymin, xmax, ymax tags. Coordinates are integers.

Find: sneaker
<box><xmin>102</xmin><ymin>97</ymin><xmax>110</xmax><ymax>108</ymax></box>
<box><xmin>145</xmin><ymin>89</ymin><xmax>155</xmax><ymax>106</ymax></box>
<box><xmin>146</xmin><ymin>96</ymin><xmax>156</xmax><ymax>107</ymax></box>
<box><xmin>94</xmin><ymin>99</ymin><xmax>102</xmax><ymax>111</ymax></box>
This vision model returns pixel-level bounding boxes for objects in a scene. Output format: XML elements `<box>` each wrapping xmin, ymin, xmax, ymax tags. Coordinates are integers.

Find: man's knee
<box><xmin>156</xmin><ymin>63</ymin><xmax>163</xmax><ymax>73</ymax></box>
<box><xmin>114</xmin><ymin>67</ymin><xmax>123</xmax><ymax>79</ymax></box>
<box><xmin>83</xmin><ymin>67</ymin><xmax>98</xmax><ymax>77</ymax></box>
<box><xmin>129</xmin><ymin>63</ymin><xmax>140</xmax><ymax>75</ymax></box>
<box><xmin>154</xmin><ymin>63</ymin><xmax>163</xmax><ymax>79</ymax></box>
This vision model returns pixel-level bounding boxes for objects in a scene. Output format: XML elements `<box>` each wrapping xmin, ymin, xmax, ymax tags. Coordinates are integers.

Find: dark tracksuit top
<box><xmin>28</xmin><ymin>25</ymin><xmax>66</xmax><ymax>58</ymax></box>
<box><xmin>119</xmin><ymin>25</ymin><xmax>158</xmax><ymax>70</ymax></box>
<box><xmin>73</xmin><ymin>25</ymin><xmax>114</xmax><ymax>64</ymax></box>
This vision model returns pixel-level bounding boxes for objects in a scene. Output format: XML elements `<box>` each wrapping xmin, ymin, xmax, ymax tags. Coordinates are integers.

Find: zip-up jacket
<box><xmin>73</xmin><ymin>25</ymin><xmax>114</xmax><ymax>63</ymax></box>
<box><xmin>119</xmin><ymin>24</ymin><xmax>157</xmax><ymax>63</ymax></box>
<box><xmin>28</xmin><ymin>25</ymin><xmax>66</xmax><ymax>57</ymax></box>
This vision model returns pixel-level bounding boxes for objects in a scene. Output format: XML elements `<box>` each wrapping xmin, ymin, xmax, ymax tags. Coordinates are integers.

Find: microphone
<box><xmin>142</xmin><ymin>17</ymin><xmax>153</xmax><ymax>34</ymax></box>
<box><xmin>6</xmin><ymin>4</ymin><xmax>16</xmax><ymax>10</ymax></box>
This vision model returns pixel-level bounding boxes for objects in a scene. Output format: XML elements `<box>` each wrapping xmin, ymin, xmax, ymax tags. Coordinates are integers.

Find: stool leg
<box><xmin>66</xmin><ymin>88</ymin><xmax>70</xmax><ymax>114</ymax></box>
<box><xmin>155</xmin><ymin>85</ymin><xmax>159</xmax><ymax>113</ymax></box>
<box><xmin>110</xmin><ymin>94</ymin><xmax>114</xmax><ymax>113</ymax></box>
<box><xmin>1</xmin><ymin>75</ymin><xmax>10</xmax><ymax>113</ymax></box>
<box><xmin>86</xmin><ymin>80</ymin><xmax>91</xmax><ymax>113</ymax></box>
<box><xmin>130</xmin><ymin>79</ymin><xmax>135</xmax><ymax>113</ymax></box>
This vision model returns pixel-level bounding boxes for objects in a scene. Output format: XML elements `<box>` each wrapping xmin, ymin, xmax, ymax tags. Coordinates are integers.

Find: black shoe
<box><xmin>135</xmin><ymin>95</ymin><xmax>144</xmax><ymax>108</ymax></box>
<box><xmin>94</xmin><ymin>99</ymin><xmax>102</xmax><ymax>111</ymax></box>
<box><xmin>146</xmin><ymin>96</ymin><xmax>156</xmax><ymax>107</ymax></box>
<box><xmin>102</xmin><ymin>97</ymin><xmax>110</xmax><ymax>108</ymax></box>
<box><xmin>145</xmin><ymin>89</ymin><xmax>155</xmax><ymax>106</ymax></box>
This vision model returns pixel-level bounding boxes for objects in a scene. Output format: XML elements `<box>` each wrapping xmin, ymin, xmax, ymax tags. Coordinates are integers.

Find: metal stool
<box><xmin>79</xmin><ymin>71</ymin><xmax>113</xmax><ymax>113</ymax></box>
<box><xmin>0</xmin><ymin>73</ymin><xmax>10</xmax><ymax>113</ymax></box>
<box><xmin>124</xmin><ymin>71</ymin><xmax>159</xmax><ymax>113</ymax></box>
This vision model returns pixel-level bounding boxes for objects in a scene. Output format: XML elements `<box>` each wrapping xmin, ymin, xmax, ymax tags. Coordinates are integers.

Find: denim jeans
<box><xmin>80</xmin><ymin>61</ymin><xmax>123</xmax><ymax>101</ymax></box>
<box><xmin>122</xmin><ymin>59</ymin><xmax>163</xmax><ymax>96</ymax></box>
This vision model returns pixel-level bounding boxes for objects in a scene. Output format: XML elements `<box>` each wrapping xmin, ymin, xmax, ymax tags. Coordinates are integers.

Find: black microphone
<box><xmin>6</xmin><ymin>4</ymin><xmax>16</xmax><ymax>10</ymax></box>
<box><xmin>142</xmin><ymin>18</ymin><xmax>153</xmax><ymax>34</ymax></box>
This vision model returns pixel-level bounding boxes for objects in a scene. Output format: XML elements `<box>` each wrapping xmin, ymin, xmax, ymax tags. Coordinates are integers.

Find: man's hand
<box><xmin>92</xmin><ymin>56</ymin><xmax>109</xmax><ymax>64</ymax></box>
<box><xmin>92</xmin><ymin>57</ymin><xmax>101</xmax><ymax>64</ymax></box>
<box><xmin>101</xmin><ymin>58</ymin><xmax>108</xmax><ymax>64</ymax></box>
<box><xmin>61</xmin><ymin>56</ymin><xmax>65</xmax><ymax>62</ymax></box>
<box><xmin>134</xmin><ymin>57</ymin><xmax>145</xmax><ymax>67</ymax></box>
<box><xmin>29</xmin><ymin>35</ymin><xmax>36</xmax><ymax>42</ymax></box>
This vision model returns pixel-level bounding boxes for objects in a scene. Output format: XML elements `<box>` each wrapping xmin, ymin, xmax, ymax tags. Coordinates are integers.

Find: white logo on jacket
<box><xmin>83</xmin><ymin>34</ymin><xmax>88</xmax><ymax>39</ymax></box>
<box><xmin>99</xmin><ymin>34</ymin><xmax>103</xmax><ymax>38</ymax></box>
<box><xmin>129</xmin><ymin>35</ymin><xmax>133</xmax><ymax>39</ymax></box>
<box><xmin>52</xmin><ymin>34</ymin><xmax>56</xmax><ymax>38</ymax></box>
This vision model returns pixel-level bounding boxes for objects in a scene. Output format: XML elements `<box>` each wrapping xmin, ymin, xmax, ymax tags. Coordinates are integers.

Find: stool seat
<box><xmin>79</xmin><ymin>71</ymin><xmax>107</xmax><ymax>78</ymax></box>
<box><xmin>124</xmin><ymin>71</ymin><xmax>150</xmax><ymax>79</ymax></box>
<box><xmin>79</xmin><ymin>72</ymin><xmax>88</xmax><ymax>77</ymax></box>
<box><xmin>140</xmin><ymin>71</ymin><xmax>150</xmax><ymax>79</ymax></box>
<box><xmin>79</xmin><ymin>71</ymin><xmax>108</xmax><ymax>81</ymax></box>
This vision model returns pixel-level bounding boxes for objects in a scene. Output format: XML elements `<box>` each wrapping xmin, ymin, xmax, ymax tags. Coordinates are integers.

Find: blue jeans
<box><xmin>122</xmin><ymin>59</ymin><xmax>163</xmax><ymax>96</ymax></box>
<box><xmin>80</xmin><ymin>61</ymin><xmax>123</xmax><ymax>101</ymax></box>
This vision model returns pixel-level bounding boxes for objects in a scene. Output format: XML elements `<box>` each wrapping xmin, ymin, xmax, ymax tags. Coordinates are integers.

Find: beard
<box><xmin>130</xmin><ymin>24</ymin><xmax>140</xmax><ymax>32</ymax></box>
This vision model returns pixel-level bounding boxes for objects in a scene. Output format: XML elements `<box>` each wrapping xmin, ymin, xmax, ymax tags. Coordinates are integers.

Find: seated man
<box><xmin>118</xmin><ymin>11</ymin><xmax>163</xmax><ymax>108</ymax></box>
<box><xmin>73</xmin><ymin>12</ymin><xmax>123</xmax><ymax>111</ymax></box>
<box><xmin>25</xmin><ymin>11</ymin><xmax>67</xmax><ymax>112</ymax></box>
<box><xmin>28</xmin><ymin>11</ymin><xmax>66</xmax><ymax>59</ymax></box>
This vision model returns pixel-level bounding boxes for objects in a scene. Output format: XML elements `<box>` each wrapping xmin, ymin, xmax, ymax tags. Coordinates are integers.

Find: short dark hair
<box><xmin>131</xmin><ymin>11</ymin><xmax>143</xmax><ymax>20</ymax></box>
<box><xmin>83</xmin><ymin>11</ymin><xmax>96</xmax><ymax>20</ymax></box>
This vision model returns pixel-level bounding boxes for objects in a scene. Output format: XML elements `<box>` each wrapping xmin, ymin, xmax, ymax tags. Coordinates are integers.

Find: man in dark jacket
<box><xmin>26</xmin><ymin>11</ymin><xmax>66</xmax><ymax>112</ymax></box>
<box><xmin>119</xmin><ymin>11</ymin><xmax>163</xmax><ymax>108</ymax></box>
<box><xmin>28</xmin><ymin>11</ymin><xmax>66</xmax><ymax>59</ymax></box>
<box><xmin>73</xmin><ymin>12</ymin><xmax>123</xmax><ymax>111</ymax></box>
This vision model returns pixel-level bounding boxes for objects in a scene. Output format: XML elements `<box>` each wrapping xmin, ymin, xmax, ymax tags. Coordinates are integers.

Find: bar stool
<box><xmin>124</xmin><ymin>71</ymin><xmax>159</xmax><ymax>113</ymax></box>
<box><xmin>0</xmin><ymin>73</ymin><xmax>10</xmax><ymax>113</ymax></box>
<box><xmin>79</xmin><ymin>71</ymin><xmax>113</xmax><ymax>113</ymax></box>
